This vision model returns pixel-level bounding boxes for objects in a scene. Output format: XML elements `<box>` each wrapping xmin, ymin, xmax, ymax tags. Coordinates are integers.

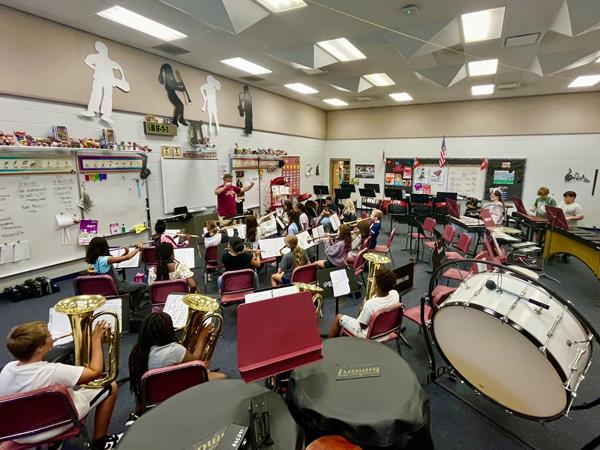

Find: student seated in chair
<box><xmin>0</xmin><ymin>321</ymin><xmax>120</xmax><ymax>450</ymax></box>
<box><xmin>219</xmin><ymin>237</ymin><xmax>260</xmax><ymax>290</ymax></box>
<box><xmin>271</xmin><ymin>235</ymin><xmax>308</xmax><ymax>287</ymax></box>
<box><xmin>151</xmin><ymin>219</ymin><xmax>190</xmax><ymax>248</ymax></box>
<box><xmin>318</xmin><ymin>196</ymin><xmax>339</xmax><ymax>232</ymax></box>
<box><xmin>147</xmin><ymin>242</ymin><xmax>197</xmax><ymax>293</ymax></box>
<box><xmin>328</xmin><ymin>268</ymin><xmax>400</xmax><ymax>338</ymax></box>
<box><xmin>316</xmin><ymin>224</ymin><xmax>352</xmax><ymax>269</ymax></box>
<box><xmin>368</xmin><ymin>209</ymin><xmax>383</xmax><ymax>250</ymax></box>
<box><xmin>128</xmin><ymin>312</ymin><xmax>225</xmax><ymax>418</ymax></box>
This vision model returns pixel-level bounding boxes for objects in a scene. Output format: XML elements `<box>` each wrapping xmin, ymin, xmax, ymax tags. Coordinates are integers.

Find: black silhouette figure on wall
<box><xmin>158</xmin><ymin>63</ymin><xmax>188</xmax><ymax>126</ymax></box>
<box><xmin>238</xmin><ymin>85</ymin><xmax>253</xmax><ymax>135</ymax></box>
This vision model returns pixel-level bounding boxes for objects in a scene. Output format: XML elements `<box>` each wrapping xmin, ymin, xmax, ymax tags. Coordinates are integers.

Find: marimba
<box><xmin>544</xmin><ymin>228</ymin><xmax>600</xmax><ymax>279</ymax></box>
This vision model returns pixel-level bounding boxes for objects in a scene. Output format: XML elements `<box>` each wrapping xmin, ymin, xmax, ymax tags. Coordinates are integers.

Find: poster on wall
<box><xmin>158</xmin><ymin>63</ymin><xmax>191</xmax><ymax>126</ymax></box>
<box><xmin>431</xmin><ymin>167</ymin><xmax>445</xmax><ymax>184</ymax></box>
<box><xmin>413</xmin><ymin>166</ymin><xmax>432</xmax><ymax>194</ymax></box>
<box><xmin>493</xmin><ymin>170</ymin><xmax>515</xmax><ymax>185</ymax></box>
<box><xmin>282</xmin><ymin>157</ymin><xmax>301</xmax><ymax>195</ymax></box>
<box><xmin>355</xmin><ymin>164</ymin><xmax>375</xmax><ymax>178</ymax></box>
<box><xmin>384</xmin><ymin>158</ymin><xmax>414</xmax><ymax>189</ymax></box>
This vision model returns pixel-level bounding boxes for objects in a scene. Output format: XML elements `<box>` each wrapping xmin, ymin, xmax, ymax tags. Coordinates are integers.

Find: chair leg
<box><xmin>399</xmin><ymin>332</ymin><xmax>412</xmax><ymax>349</ymax></box>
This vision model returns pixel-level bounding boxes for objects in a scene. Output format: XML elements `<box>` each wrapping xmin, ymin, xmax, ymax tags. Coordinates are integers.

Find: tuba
<box><xmin>363</xmin><ymin>252</ymin><xmax>391</xmax><ymax>300</ymax></box>
<box><xmin>54</xmin><ymin>295</ymin><xmax>120</xmax><ymax>388</ymax></box>
<box><xmin>293</xmin><ymin>282</ymin><xmax>324</xmax><ymax>317</ymax></box>
<box><xmin>180</xmin><ymin>294</ymin><xmax>223</xmax><ymax>367</ymax></box>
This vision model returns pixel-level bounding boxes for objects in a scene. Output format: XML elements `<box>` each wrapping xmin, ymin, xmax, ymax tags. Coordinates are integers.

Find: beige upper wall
<box><xmin>0</xmin><ymin>6</ymin><xmax>326</xmax><ymax>139</ymax></box>
<box><xmin>326</xmin><ymin>92</ymin><xmax>600</xmax><ymax>139</ymax></box>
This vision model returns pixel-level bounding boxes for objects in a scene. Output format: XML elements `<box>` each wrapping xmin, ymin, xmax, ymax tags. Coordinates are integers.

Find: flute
<box><xmin>306</xmin><ymin>233</ymin><xmax>338</xmax><ymax>243</ymax></box>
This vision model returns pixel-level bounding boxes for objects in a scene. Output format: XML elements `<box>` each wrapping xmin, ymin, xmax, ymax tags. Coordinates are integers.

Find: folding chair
<box><xmin>150</xmin><ymin>279</ymin><xmax>189</xmax><ymax>312</ymax></box>
<box><xmin>290</xmin><ymin>262</ymin><xmax>319</xmax><ymax>284</ymax></box>
<box><xmin>374</xmin><ymin>227</ymin><xmax>396</xmax><ymax>264</ymax></box>
<box><xmin>203</xmin><ymin>245</ymin><xmax>224</xmax><ymax>292</ymax></box>
<box><xmin>219</xmin><ymin>269</ymin><xmax>256</xmax><ymax>305</ymax></box>
<box><xmin>73</xmin><ymin>275</ymin><xmax>119</xmax><ymax>297</ymax></box>
<box><xmin>445</xmin><ymin>233</ymin><xmax>473</xmax><ymax>261</ymax></box>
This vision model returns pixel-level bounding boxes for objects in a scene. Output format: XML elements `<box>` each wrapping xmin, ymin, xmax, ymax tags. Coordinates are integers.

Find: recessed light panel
<box><xmin>568</xmin><ymin>75</ymin><xmax>600</xmax><ymax>88</ymax></box>
<box><xmin>284</xmin><ymin>83</ymin><xmax>319</xmax><ymax>94</ymax></box>
<box><xmin>471</xmin><ymin>84</ymin><xmax>495</xmax><ymax>95</ymax></box>
<box><xmin>468</xmin><ymin>59</ymin><xmax>498</xmax><ymax>77</ymax></box>
<box><xmin>98</xmin><ymin>6</ymin><xmax>187</xmax><ymax>41</ymax></box>
<box><xmin>363</xmin><ymin>73</ymin><xmax>395</xmax><ymax>86</ymax></box>
<box><xmin>323</xmin><ymin>98</ymin><xmax>349</xmax><ymax>106</ymax></box>
<box><xmin>389</xmin><ymin>92</ymin><xmax>413</xmax><ymax>102</ymax></box>
<box><xmin>316</xmin><ymin>38</ymin><xmax>366</xmax><ymax>62</ymax></box>
<box><xmin>221</xmin><ymin>57</ymin><xmax>271</xmax><ymax>75</ymax></box>
<box><xmin>255</xmin><ymin>0</ymin><xmax>307</xmax><ymax>13</ymax></box>
<box><xmin>461</xmin><ymin>7</ymin><xmax>505</xmax><ymax>43</ymax></box>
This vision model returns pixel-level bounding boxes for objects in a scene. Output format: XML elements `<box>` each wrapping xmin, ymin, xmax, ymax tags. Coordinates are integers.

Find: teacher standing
<box><xmin>215</xmin><ymin>173</ymin><xmax>254</xmax><ymax>219</ymax></box>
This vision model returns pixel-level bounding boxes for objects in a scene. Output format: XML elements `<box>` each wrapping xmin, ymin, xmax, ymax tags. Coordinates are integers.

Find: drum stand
<box><xmin>538</xmin><ymin>215</ymin><xmax>561</xmax><ymax>283</ymax></box>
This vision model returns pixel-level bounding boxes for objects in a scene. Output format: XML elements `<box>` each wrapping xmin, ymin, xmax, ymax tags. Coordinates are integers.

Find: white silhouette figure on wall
<box><xmin>200</xmin><ymin>75</ymin><xmax>221</xmax><ymax>136</ymax></box>
<box><xmin>80</xmin><ymin>41</ymin><xmax>130</xmax><ymax>125</ymax></box>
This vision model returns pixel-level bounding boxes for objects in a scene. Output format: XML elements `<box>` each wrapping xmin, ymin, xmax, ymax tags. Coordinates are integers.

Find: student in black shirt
<box><xmin>218</xmin><ymin>237</ymin><xmax>260</xmax><ymax>290</ymax></box>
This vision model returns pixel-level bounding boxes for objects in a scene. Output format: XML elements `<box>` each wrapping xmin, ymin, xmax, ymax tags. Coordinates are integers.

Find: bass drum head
<box><xmin>433</xmin><ymin>305</ymin><xmax>566</xmax><ymax>419</ymax></box>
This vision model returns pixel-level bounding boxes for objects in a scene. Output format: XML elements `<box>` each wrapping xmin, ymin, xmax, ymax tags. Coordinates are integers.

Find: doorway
<box><xmin>329</xmin><ymin>159</ymin><xmax>351</xmax><ymax>194</ymax></box>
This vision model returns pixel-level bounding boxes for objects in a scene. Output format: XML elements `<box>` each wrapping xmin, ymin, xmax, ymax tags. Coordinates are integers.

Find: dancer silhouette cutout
<box><xmin>201</xmin><ymin>75</ymin><xmax>221</xmax><ymax>136</ymax></box>
<box><xmin>158</xmin><ymin>63</ymin><xmax>187</xmax><ymax>126</ymax></box>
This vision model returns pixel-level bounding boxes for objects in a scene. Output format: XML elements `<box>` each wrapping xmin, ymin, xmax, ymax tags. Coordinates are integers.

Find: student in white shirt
<box><xmin>488</xmin><ymin>190</ymin><xmax>506</xmax><ymax>226</ymax></box>
<box><xmin>294</xmin><ymin>203</ymin><xmax>310</xmax><ymax>231</ymax></box>
<box><xmin>328</xmin><ymin>268</ymin><xmax>401</xmax><ymax>338</ymax></box>
<box><xmin>0</xmin><ymin>321</ymin><xmax>119</xmax><ymax>449</ymax></box>
<box><xmin>128</xmin><ymin>312</ymin><xmax>225</xmax><ymax>416</ymax></box>
<box><xmin>559</xmin><ymin>191</ymin><xmax>584</xmax><ymax>228</ymax></box>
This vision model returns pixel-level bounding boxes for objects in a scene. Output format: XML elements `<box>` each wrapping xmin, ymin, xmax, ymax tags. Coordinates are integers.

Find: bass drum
<box><xmin>432</xmin><ymin>272</ymin><xmax>592</xmax><ymax>420</ymax></box>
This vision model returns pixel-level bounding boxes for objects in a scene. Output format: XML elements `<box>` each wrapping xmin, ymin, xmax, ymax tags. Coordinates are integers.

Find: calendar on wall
<box><xmin>282</xmin><ymin>156</ymin><xmax>301</xmax><ymax>195</ymax></box>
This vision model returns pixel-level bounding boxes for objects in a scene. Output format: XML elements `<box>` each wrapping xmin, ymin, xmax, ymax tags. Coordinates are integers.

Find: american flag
<box><xmin>439</xmin><ymin>137</ymin><xmax>447</xmax><ymax>167</ymax></box>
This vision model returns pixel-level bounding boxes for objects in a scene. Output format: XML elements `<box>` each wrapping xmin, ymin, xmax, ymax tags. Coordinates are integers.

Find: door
<box><xmin>330</xmin><ymin>159</ymin><xmax>351</xmax><ymax>194</ymax></box>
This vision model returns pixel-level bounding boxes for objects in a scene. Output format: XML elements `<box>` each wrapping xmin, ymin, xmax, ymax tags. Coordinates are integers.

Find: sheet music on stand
<box><xmin>48</xmin><ymin>298</ymin><xmax>123</xmax><ymax>346</ymax></box>
<box><xmin>312</xmin><ymin>225</ymin><xmax>326</xmax><ymax>241</ymax></box>
<box><xmin>330</xmin><ymin>269</ymin><xmax>350</xmax><ymax>296</ymax></box>
<box><xmin>245</xmin><ymin>285</ymin><xmax>300</xmax><ymax>303</ymax></box>
<box><xmin>174</xmin><ymin>247</ymin><xmax>196</xmax><ymax>268</ymax></box>
<box><xmin>259</xmin><ymin>215</ymin><xmax>278</xmax><ymax>238</ymax></box>
<box><xmin>329</xmin><ymin>214</ymin><xmax>341</xmax><ymax>232</ymax></box>
<box><xmin>163</xmin><ymin>293</ymin><xmax>189</xmax><ymax>329</ymax></box>
<box><xmin>258</xmin><ymin>237</ymin><xmax>286</xmax><ymax>259</ymax></box>
<box><xmin>111</xmin><ymin>247</ymin><xmax>141</xmax><ymax>269</ymax></box>
<box><xmin>296</xmin><ymin>231</ymin><xmax>314</xmax><ymax>250</ymax></box>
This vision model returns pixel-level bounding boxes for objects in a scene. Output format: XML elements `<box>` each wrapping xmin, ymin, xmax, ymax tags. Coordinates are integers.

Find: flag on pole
<box><xmin>480</xmin><ymin>158</ymin><xmax>489</xmax><ymax>171</ymax></box>
<box><xmin>413</xmin><ymin>157</ymin><xmax>421</xmax><ymax>168</ymax></box>
<box><xmin>439</xmin><ymin>136</ymin><xmax>447</xmax><ymax>167</ymax></box>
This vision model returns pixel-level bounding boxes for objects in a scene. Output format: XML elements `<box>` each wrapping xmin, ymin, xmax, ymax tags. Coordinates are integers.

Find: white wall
<box><xmin>0</xmin><ymin>94</ymin><xmax>326</xmax><ymax>286</ymax></box>
<box><xmin>326</xmin><ymin>135</ymin><xmax>600</xmax><ymax>226</ymax></box>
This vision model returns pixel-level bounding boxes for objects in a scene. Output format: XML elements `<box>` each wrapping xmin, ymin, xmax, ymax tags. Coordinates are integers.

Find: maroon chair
<box><xmin>446</xmin><ymin>233</ymin><xmax>473</xmax><ymax>260</ymax></box>
<box><xmin>140</xmin><ymin>361</ymin><xmax>208</xmax><ymax>412</ymax></box>
<box><xmin>142</xmin><ymin>247</ymin><xmax>158</xmax><ymax>266</ymax></box>
<box><xmin>150</xmin><ymin>279</ymin><xmax>189</xmax><ymax>312</ymax></box>
<box><xmin>374</xmin><ymin>227</ymin><xmax>396</xmax><ymax>264</ymax></box>
<box><xmin>424</xmin><ymin>224</ymin><xmax>455</xmax><ymax>258</ymax></box>
<box><xmin>290</xmin><ymin>262</ymin><xmax>319</xmax><ymax>284</ymax></box>
<box><xmin>73</xmin><ymin>275</ymin><xmax>119</xmax><ymax>297</ymax></box>
<box><xmin>203</xmin><ymin>246</ymin><xmax>224</xmax><ymax>292</ymax></box>
<box><xmin>403</xmin><ymin>285</ymin><xmax>456</xmax><ymax>332</ymax></box>
<box><xmin>361</xmin><ymin>236</ymin><xmax>371</xmax><ymax>251</ymax></box>
<box><xmin>0</xmin><ymin>385</ymin><xmax>87</xmax><ymax>450</ymax></box>
<box><xmin>219</xmin><ymin>269</ymin><xmax>256</xmax><ymax>305</ymax></box>
<box><xmin>341</xmin><ymin>303</ymin><xmax>407</xmax><ymax>353</ymax></box>
<box><xmin>352</xmin><ymin>248</ymin><xmax>369</xmax><ymax>287</ymax></box>
<box><xmin>406</xmin><ymin>217</ymin><xmax>437</xmax><ymax>261</ymax></box>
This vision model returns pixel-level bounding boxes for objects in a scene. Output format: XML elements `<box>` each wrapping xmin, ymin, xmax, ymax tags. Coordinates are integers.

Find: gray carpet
<box><xmin>1</xmin><ymin>220</ymin><xmax>599</xmax><ymax>449</ymax></box>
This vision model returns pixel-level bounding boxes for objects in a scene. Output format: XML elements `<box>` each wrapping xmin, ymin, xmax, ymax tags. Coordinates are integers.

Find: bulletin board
<box><xmin>78</xmin><ymin>155</ymin><xmax>149</xmax><ymax>236</ymax></box>
<box><xmin>484</xmin><ymin>159</ymin><xmax>526</xmax><ymax>200</ymax></box>
<box><xmin>0</xmin><ymin>153</ymin><xmax>82</xmax><ymax>277</ymax></box>
<box><xmin>384</xmin><ymin>158</ymin><xmax>414</xmax><ymax>190</ymax></box>
<box><xmin>282</xmin><ymin>156</ymin><xmax>301</xmax><ymax>195</ymax></box>
<box><xmin>411</xmin><ymin>159</ymin><xmax>487</xmax><ymax>199</ymax></box>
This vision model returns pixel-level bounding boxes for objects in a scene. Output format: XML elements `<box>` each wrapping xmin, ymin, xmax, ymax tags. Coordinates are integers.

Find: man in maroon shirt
<box><xmin>214</xmin><ymin>173</ymin><xmax>255</xmax><ymax>219</ymax></box>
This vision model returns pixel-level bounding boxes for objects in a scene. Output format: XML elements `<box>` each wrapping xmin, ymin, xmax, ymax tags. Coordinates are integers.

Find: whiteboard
<box><xmin>447</xmin><ymin>165</ymin><xmax>485</xmax><ymax>199</ymax></box>
<box><xmin>80</xmin><ymin>172</ymin><xmax>148</xmax><ymax>236</ymax></box>
<box><xmin>0</xmin><ymin>172</ymin><xmax>82</xmax><ymax>277</ymax></box>
<box><xmin>161</xmin><ymin>158</ymin><xmax>219</xmax><ymax>214</ymax></box>
<box><xmin>236</xmin><ymin>168</ymin><xmax>259</xmax><ymax>209</ymax></box>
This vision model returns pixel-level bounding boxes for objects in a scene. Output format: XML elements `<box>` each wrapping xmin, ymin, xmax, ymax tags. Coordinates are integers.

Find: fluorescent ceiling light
<box><xmin>468</xmin><ymin>59</ymin><xmax>498</xmax><ymax>77</ymax></box>
<box><xmin>97</xmin><ymin>6</ymin><xmax>186</xmax><ymax>41</ymax></box>
<box><xmin>255</xmin><ymin>0</ymin><xmax>307</xmax><ymax>13</ymax></box>
<box><xmin>284</xmin><ymin>83</ymin><xmax>319</xmax><ymax>94</ymax></box>
<box><xmin>316</xmin><ymin>38</ymin><xmax>366</xmax><ymax>62</ymax></box>
<box><xmin>461</xmin><ymin>7</ymin><xmax>505</xmax><ymax>43</ymax></box>
<box><xmin>221</xmin><ymin>57</ymin><xmax>271</xmax><ymax>75</ymax></box>
<box><xmin>323</xmin><ymin>98</ymin><xmax>349</xmax><ymax>107</ymax></box>
<box><xmin>596</xmin><ymin>57</ymin><xmax>600</xmax><ymax>63</ymax></box>
<box><xmin>363</xmin><ymin>73</ymin><xmax>395</xmax><ymax>86</ymax></box>
<box><xmin>471</xmin><ymin>84</ymin><xmax>494</xmax><ymax>95</ymax></box>
<box><xmin>389</xmin><ymin>92</ymin><xmax>413</xmax><ymax>102</ymax></box>
<box><xmin>568</xmin><ymin>75</ymin><xmax>600</xmax><ymax>88</ymax></box>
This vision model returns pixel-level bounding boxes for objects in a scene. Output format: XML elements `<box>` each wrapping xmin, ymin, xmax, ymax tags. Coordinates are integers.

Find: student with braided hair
<box><xmin>147</xmin><ymin>243</ymin><xmax>197</xmax><ymax>293</ymax></box>
<box><xmin>271</xmin><ymin>235</ymin><xmax>308</xmax><ymax>286</ymax></box>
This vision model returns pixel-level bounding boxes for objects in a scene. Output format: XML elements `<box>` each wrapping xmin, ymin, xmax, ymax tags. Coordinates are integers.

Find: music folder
<box><xmin>237</xmin><ymin>292</ymin><xmax>322</xmax><ymax>383</ymax></box>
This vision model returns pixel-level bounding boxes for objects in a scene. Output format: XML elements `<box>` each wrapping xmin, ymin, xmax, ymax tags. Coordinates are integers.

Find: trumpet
<box><xmin>180</xmin><ymin>294</ymin><xmax>223</xmax><ymax>366</ymax></box>
<box><xmin>54</xmin><ymin>295</ymin><xmax>120</xmax><ymax>388</ymax></box>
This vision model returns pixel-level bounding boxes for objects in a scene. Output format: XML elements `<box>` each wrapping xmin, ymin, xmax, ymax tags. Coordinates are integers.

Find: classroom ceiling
<box><xmin>3</xmin><ymin>0</ymin><xmax>600</xmax><ymax>110</ymax></box>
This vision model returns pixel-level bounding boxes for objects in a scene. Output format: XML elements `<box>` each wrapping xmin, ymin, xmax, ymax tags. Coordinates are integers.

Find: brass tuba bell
<box><xmin>180</xmin><ymin>294</ymin><xmax>223</xmax><ymax>367</ymax></box>
<box><xmin>363</xmin><ymin>252</ymin><xmax>391</xmax><ymax>300</ymax></box>
<box><xmin>293</xmin><ymin>282</ymin><xmax>324</xmax><ymax>317</ymax></box>
<box><xmin>54</xmin><ymin>295</ymin><xmax>120</xmax><ymax>388</ymax></box>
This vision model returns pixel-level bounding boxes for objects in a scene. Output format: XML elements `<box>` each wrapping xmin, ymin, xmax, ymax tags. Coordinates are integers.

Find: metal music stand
<box><xmin>359</xmin><ymin>188</ymin><xmax>377</xmax><ymax>214</ymax></box>
<box><xmin>334</xmin><ymin>188</ymin><xmax>351</xmax><ymax>200</ymax></box>
<box><xmin>313</xmin><ymin>185</ymin><xmax>329</xmax><ymax>206</ymax></box>
<box><xmin>364</xmin><ymin>183</ymin><xmax>380</xmax><ymax>194</ymax></box>
<box><xmin>540</xmin><ymin>206</ymin><xmax>568</xmax><ymax>283</ymax></box>
<box><xmin>340</xmin><ymin>183</ymin><xmax>356</xmax><ymax>193</ymax></box>
<box><xmin>237</xmin><ymin>292</ymin><xmax>322</xmax><ymax>384</ymax></box>
<box><xmin>316</xmin><ymin>267</ymin><xmax>361</xmax><ymax>315</ymax></box>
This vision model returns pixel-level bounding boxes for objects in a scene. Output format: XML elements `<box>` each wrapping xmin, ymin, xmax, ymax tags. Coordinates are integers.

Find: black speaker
<box><xmin>35</xmin><ymin>277</ymin><xmax>53</xmax><ymax>296</ymax></box>
<box><xmin>24</xmin><ymin>279</ymin><xmax>43</xmax><ymax>298</ymax></box>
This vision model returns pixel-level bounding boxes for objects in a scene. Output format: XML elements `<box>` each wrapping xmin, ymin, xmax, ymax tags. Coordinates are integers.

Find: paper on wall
<box><xmin>110</xmin><ymin>247</ymin><xmax>141</xmax><ymax>269</ymax></box>
<box><xmin>174</xmin><ymin>247</ymin><xmax>196</xmax><ymax>268</ymax></box>
<box><xmin>163</xmin><ymin>293</ymin><xmax>189</xmax><ymax>329</ymax></box>
<box><xmin>13</xmin><ymin>241</ymin><xmax>31</xmax><ymax>262</ymax></box>
<box><xmin>330</xmin><ymin>269</ymin><xmax>350</xmax><ymax>297</ymax></box>
<box><xmin>0</xmin><ymin>243</ymin><xmax>15</xmax><ymax>265</ymax></box>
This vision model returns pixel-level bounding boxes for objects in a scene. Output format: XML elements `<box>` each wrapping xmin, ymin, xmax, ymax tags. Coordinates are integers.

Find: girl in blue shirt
<box><xmin>369</xmin><ymin>209</ymin><xmax>383</xmax><ymax>250</ymax></box>
<box><xmin>85</xmin><ymin>237</ymin><xmax>150</xmax><ymax>331</ymax></box>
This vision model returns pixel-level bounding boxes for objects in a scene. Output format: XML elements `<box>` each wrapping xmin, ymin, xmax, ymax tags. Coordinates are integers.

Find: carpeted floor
<box><xmin>1</xmin><ymin>220</ymin><xmax>599</xmax><ymax>449</ymax></box>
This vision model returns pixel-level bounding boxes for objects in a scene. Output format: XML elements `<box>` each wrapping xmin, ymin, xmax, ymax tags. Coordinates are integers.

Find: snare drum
<box><xmin>432</xmin><ymin>272</ymin><xmax>593</xmax><ymax>420</ymax></box>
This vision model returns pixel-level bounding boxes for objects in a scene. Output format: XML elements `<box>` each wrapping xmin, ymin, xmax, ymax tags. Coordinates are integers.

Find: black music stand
<box><xmin>541</xmin><ymin>205</ymin><xmax>568</xmax><ymax>283</ymax></box>
<box><xmin>364</xmin><ymin>183</ymin><xmax>380</xmax><ymax>194</ymax></box>
<box><xmin>334</xmin><ymin>188</ymin><xmax>351</xmax><ymax>200</ymax></box>
<box><xmin>340</xmin><ymin>183</ymin><xmax>356</xmax><ymax>193</ymax></box>
<box><xmin>385</xmin><ymin>187</ymin><xmax>408</xmax><ymax>233</ymax></box>
<box><xmin>359</xmin><ymin>188</ymin><xmax>377</xmax><ymax>214</ymax></box>
<box><xmin>316</xmin><ymin>267</ymin><xmax>361</xmax><ymax>315</ymax></box>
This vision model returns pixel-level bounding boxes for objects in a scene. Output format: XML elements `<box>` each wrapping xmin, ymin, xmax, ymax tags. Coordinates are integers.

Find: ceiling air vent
<box><xmin>239</xmin><ymin>75</ymin><xmax>267</xmax><ymax>82</ymax></box>
<box><xmin>504</xmin><ymin>33</ymin><xmax>540</xmax><ymax>48</ymax></box>
<box><xmin>152</xmin><ymin>43</ymin><xmax>191</xmax><ymax>55</ymax></box>
<box><xmin>353</xmin><ymin>96</ymin><xmax>373</xmax><ymax>102</ymax></box>
<box><xmin>497</xmin><ymin>82</ymin><xmax>520</xmax><ymax>89</ymax></box>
